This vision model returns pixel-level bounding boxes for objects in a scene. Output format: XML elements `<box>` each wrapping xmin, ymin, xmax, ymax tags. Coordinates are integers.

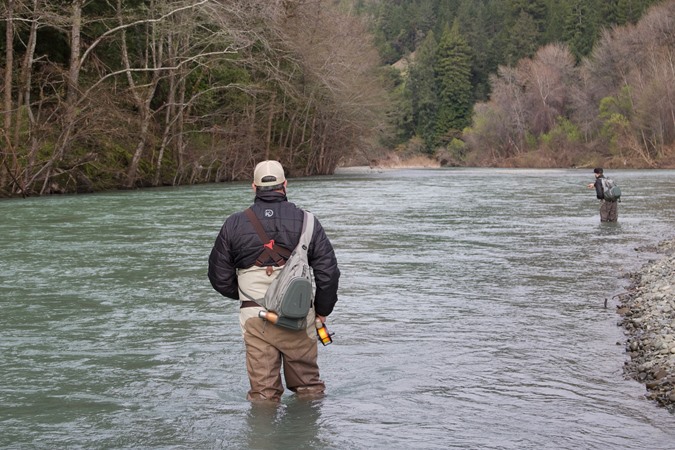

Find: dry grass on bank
<box><xmin>358</xmin><ymin>143</ymin><xmax>675</xmax><ymax>171</ymax></box>
<box><xmin>369</xmin><ymin>153</ymin><xmax>440</xmax><ymax>169</ymax></box>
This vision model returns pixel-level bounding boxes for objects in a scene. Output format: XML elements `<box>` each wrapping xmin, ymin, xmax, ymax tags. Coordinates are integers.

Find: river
<box><xmin>1</xmin><ymin>168</ymin><xmax>674</xmax><ymax>449</ymax></box>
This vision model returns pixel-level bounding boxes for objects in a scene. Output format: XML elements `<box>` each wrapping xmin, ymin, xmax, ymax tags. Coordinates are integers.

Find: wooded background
<box><xmin>1</xmin><ymin>0</ymin><xmax>674</xmax><ymax>196</ymax></box>
<box><xmin>1</xmin><ymin>0</ymin><xmax>388</xmax><ymax>195</ymax></box>
<box><xmin>365</xmin><ymin>0</ymin><xmax>674</xmax><ymax>168</ymax></box>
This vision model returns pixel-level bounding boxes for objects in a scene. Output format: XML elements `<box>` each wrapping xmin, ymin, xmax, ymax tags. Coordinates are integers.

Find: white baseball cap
<box><xmin>253</xmin><ymin>160</ymin><xmax>286</xmax><ymax>187</ymax></box>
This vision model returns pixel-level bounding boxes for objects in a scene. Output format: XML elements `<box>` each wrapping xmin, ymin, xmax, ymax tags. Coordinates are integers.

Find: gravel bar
<box><xmin>617</xmin><ymin>237</ymin><xmax>675</xmax><ymax>412</ymax></box>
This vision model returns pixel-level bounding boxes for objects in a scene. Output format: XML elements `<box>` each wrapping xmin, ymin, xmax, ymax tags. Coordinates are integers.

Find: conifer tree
<box><xmin>617</xmin><ymin>0</ymin><xmax>643</xmax><ymax>24</ymax></box>
<box><xmin>434</xmin><ymin>20</ymin><xmax>473</xmax><ymax>145</ymax></box>
<box><xmin>407</xmin><ymin>30</ymin><xmax>439</xmax><ymax>151</ymax></box>
<box><xmin>599</xmin><ymin>0</ymin><xmax>620</xmax><ymax>25</ymax></box>
<box><xmin>456</xmin><ymin>0</ymin><xmax>495</xmax><ymax>101</ymax></box>
<box><xmin>563</xmin><ymin>0</ymin><xmax>600</xmax><ymax>60</ymax></box>
<box><xmin>503</xmin><ymin>10</ymin><xmax>540</xmax><ymax>65</ymax></box>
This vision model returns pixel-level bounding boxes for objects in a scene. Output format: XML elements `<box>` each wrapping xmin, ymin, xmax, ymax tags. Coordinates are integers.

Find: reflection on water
<box><xmin>246</xmin><ymin>398</ymin><xmax>325</xmax><ymax>450</ymax></box>
<box><xmin>1</xmin><ymin>168</ymin><xmax>675</xmax><ymax>449</ymax></box>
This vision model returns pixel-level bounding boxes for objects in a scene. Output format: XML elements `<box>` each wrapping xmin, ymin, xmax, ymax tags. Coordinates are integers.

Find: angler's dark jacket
<box><xmin>208</xmin><ymin>190</ymin><xmax>340</xmax><ymax>317</ymax></box>
<box><xmin>594</xmin><ymin>176</ymin><xmax>605</xmax><ymax>200</ymax></box>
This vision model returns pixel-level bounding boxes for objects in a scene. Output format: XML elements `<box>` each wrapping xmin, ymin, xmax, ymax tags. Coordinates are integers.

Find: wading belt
<box><xmin>244</xmin><ymin>208</ymin><xmax>292</xmax><ymax>274</ymax></box>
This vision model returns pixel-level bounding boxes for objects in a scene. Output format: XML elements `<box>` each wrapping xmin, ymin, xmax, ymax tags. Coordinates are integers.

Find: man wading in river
<box><xmin>587</xmin><ymin>167</ymin><xmax>618</xmax><ymax>222</ymax></box>
<box><xmin>208</xmin><ymin>160</ymin><xmax>340</xmax><ymax>401</ymax></box>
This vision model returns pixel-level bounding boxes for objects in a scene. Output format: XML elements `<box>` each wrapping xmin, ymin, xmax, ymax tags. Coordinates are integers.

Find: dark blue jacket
<box><xmin>208</xmin><ymin>190</ymin><xmax>340</xmax><ymax>316</ymax></box>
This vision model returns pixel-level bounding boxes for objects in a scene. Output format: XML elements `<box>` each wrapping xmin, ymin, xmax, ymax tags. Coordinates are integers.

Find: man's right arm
<box><xmin>208</xmin><ymin>222</ymin><xmax>240</xmax><ymax>300</ymax></box>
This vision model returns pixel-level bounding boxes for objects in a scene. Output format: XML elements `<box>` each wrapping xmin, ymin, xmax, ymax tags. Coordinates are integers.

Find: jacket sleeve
<box><xmin>308</xmin><ymin>217</ymin><xmax>340</xmax><ymax>317</ymax></box>
<box><xmin>594</xmin><ymin>178</ymin><xmax>604</xmax><ymax>200</ymax></box>
<box><xmin>208</xmin><ymin>220</ymin><xmax>240</xmax><ymax>300</ymax></box>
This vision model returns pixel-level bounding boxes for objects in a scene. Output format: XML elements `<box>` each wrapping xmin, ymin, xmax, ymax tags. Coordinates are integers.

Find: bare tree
<box><xmin>1</xmin><ymin>0</ymin><xmax>391</xmax><ymax>196</ymax></box>
<box><xmin>23</xmin><ymin>0</ymin><xmax>85</xmax><ymax>194</ymax></box>
<box><xmin>489</xmin><ymin>65</ymin><xmax>529</xmax><ymax>156</ymax></box>
<box><xmin>2</xmin><ymin>0</ymin><xmax>16</xmax><ymax>190</ymax></box>
<box><xmin>521</xmin><ymin>44</ymin><xmax>577</xmax><ymax>135</ymax></box>
<box><xmin>581</xmin><ymin>0</ymin><xmax>675</xmax><ymax>165</ymax></box>
<box><xmin>264</xmin><ymin>0</ymin><xmax>389</xmax><ymax>173</ymax></box>
<box><xmin>118</xmin><ymin>0</ymin><xmax>163</xmax><ymax>188</ymax></box>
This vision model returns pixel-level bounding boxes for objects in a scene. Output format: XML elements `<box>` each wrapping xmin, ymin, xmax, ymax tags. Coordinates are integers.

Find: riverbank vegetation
<box><xmin>1</xmin><ymin>0</ymin><xmax>674</xmax><ymax>197</ymax></box>
<box><xmin>0</xmin><ymin>0</ymin><xmax>389</xmax><ymax>196</ymax></box>
<box><xmin>367</xmin><ymin>0</ymin><xmax>675</xmax><ymax>169</ymax></box>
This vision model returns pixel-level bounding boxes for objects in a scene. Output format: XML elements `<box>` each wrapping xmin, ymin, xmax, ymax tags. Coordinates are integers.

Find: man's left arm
<box><xmin>208</xmin><ymin>223</ymin><xmax>240</xmax><ymax>300</ymax></box>
<box><xmin>309</xmin><ymin>219</ymin><xmax>340</xmax><ymax>317</ymax></box>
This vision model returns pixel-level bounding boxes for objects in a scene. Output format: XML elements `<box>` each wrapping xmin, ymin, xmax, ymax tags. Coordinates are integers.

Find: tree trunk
<box><xmin>3</xmin><ymin>0</ymin><xmax>14</xmax><ymax>134</ymax></box>
<box><xmin>2</xmin><ymin>0</ymin><xmax>15</xmax><ymax>190</ymax></box>
<box><xmin>38</xmin><ymin>0</ymin><xmax>83</xmax><ymax>194</ymax></box>
<box><xmin>154</xmin><ymin>33</ymin><xmax>177</xmax><ymax>186</ymax></box>
<box><xmin>66</xmin><ymin>0</ymin><xmax>83</xmax><ymax>107</ymax></box>
<box><xmin>15</xmin><ymin>0</ymin><xmax>41</xmax><ymax>195</ymax></box>
<box><xmin>265</xmin><ymin>91</ymin><xmax>276</xmax><ymax>160</ymax></box>
<box><xmin>174</xmin><ymin>74</ymin><xmax>187</xmax><ymax>185</ymax></box>
<box><xmin>120</xmin><ymin>0</ymin><xmax>162</xmax><ymax>188</ymax></box>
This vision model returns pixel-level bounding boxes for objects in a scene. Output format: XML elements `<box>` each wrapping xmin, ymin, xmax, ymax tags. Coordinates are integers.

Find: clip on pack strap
<box><xmin>244</xmin><ymin>208</ymin><xmax>291</xmax><ymax>267</ymax></box>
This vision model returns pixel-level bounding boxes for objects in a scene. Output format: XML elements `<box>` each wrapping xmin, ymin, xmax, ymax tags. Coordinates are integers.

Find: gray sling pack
<box><xmin>601</xmin><ymin>177</ymin><xmax>621</xmax><ymax>202</ymax></box>
<box><xmin>243</xmin><ymin>209</ymin><xmax>315</xmax><ymax>330</ymax></box>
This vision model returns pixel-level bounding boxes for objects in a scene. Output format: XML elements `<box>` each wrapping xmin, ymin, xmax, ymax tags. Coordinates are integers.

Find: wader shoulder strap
<box><xmin>244</xmin><ymin>208</ymin><xmax>291</xmax><ymax>267</ymax></box>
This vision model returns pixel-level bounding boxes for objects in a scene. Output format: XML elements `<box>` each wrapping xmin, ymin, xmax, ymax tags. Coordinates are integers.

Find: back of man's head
<box><xmin>253</xmin><ymin>160</ymin><xmax>286</xmax><ymax>191</ymax></box>
<box><xmin>593</xmin><ymin>168</ymin><xmax>603</xmax><ymax>174</ymax></box>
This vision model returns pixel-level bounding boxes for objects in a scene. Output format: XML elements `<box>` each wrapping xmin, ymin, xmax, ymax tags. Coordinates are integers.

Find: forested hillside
<box><xmin>0</xmin><ymin>0</ymin><xmax>389</xmax><ymax>196</ymax></box>
<box><xmin>2</xmin><ymin>0</ymin><xmax>674</xmax><ymax>197</ymax></box>
<box><xmin>360</xmin><ymin>0</ymin><xmax>675</xmax><ymax>168</ymax></box>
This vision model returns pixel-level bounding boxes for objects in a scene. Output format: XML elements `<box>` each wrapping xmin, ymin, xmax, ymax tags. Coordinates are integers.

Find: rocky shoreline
<box><xmin>617</xmin><ymin>237</ymin><xmax>675</xmax><ymax>412</ymax></box>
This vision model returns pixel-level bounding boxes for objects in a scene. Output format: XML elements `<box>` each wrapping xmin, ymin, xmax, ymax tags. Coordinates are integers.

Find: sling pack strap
<box><xmin>244</xmin><ymin>208</ymin><xmax>292</xmax><ymax>267</ymax></box>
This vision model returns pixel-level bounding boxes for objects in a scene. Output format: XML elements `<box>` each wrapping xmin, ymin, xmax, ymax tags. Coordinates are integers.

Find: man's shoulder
<box><xmin>224</xmin><ymin>208</ymin><xmax>251</xmax><ymax>228</ymax></box>
<box><xmin>227</xmin><ymin>208</ymin><xmax>249</xmax><ymax>219</ymax></box>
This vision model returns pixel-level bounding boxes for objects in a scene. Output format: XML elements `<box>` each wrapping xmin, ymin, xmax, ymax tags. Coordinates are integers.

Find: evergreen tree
<box><xmin>483</xmin><ymin>0</ymin><xmax>510</xmax><ymax>76</ymax></box>
<box><xmin>502</xmin><ymin>10</ymin><xmax>540</xmax><ymax>66</ymax></box>
<box><xmin>599</xmin><ymin>0</ymin><xmax>620</xmax><ymax>25</ymax></box>
<box><xmin>617</xmin><ymin>0</ymin><xmax>644</xmax><ymax>24</ymax></box>
<box><xmin>373</xmin><ymin>1</ymin><xmax>411</xmax><ymax>63</ymax></box>
<box><xmin>544</xmin><ymin>0</ymin><xmax>566</xmax><ymax>43</ymax></box>
<box><xmin>563</xmin><ymin>0</ymin><xmax>600</xmax><ymax>60</ymax></box>
<box><xmin>407</xmin><ymin>30</ymin><xmax>439</xmax><ymax>151</ymax></box>
<box><xmin>509</xmin><ymin>0</ymin><xmax>548</xmax><ymax>33</ymax></box>
<box><xmin>434</xmin><ymin>21</ymin><xmax>473</xmax><ymax>145</ymax></box>
<box><xmin>411</xmin><ymin>0</ymin><xmax>440</xmax><ymax>49</ymax></box>
<box><xmin>457</xmin><ymin>0</ymin><xmax>495</xmax><ymax>101</ymax></box>
<box><xmin>434</xmin><ymin>0</ymin><xmax>462</xmax><ymax>36</ymax></box>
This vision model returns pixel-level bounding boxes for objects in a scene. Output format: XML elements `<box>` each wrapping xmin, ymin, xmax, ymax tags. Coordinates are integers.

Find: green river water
<box><xmin>1</xmin><ymin>168</ymin><xmax>675</xmax><ymax>449</ymax></box>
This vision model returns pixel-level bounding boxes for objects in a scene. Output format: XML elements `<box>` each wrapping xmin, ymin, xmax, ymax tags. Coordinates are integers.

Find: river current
<box><xmin>1</xmin><ymin>168</ymin><xmax>675</xmax><ymax>449</ymax></box>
